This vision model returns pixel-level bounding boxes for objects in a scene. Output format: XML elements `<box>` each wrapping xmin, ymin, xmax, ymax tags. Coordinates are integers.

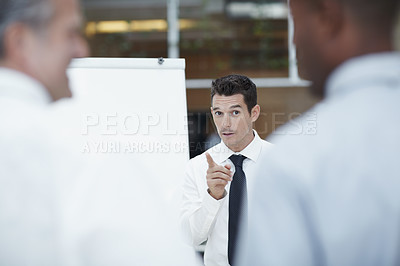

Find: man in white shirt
<box><xmin>181</xmin><ymin>74</ymin><xmax>273</xmax><ymax>266</ymax></box>
<box><xmin>237</xmin><ymin>0</ymin><xmax>400</xmax><ymax>265</ymax></box>
<box><xmin>0</xmin><ymin>0</ymin><xmax>199</xmax><ymax>265</ymax></box>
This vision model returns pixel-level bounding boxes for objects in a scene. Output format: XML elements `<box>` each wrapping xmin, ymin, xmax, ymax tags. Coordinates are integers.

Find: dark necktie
<box><xmin>228</xmin><ymin>154</ymin><xmax>247</xmax><ymax>265</ymax></box>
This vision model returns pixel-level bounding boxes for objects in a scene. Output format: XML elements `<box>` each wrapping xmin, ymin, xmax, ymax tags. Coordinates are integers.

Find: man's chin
<box><xmin>221</xmin><ymin>134</ymin><xmax>235</xmax><ymax>143</ymax></box>
<box><xmin>64</xmin><ymin>88</ymin><xmax>73</xmax><ymax>98</ymax></box>
<box><xmin>60</xmin><ymin>76</ymin><xmax>73</xmax><ymax>98</ymax></box>
<box><xmin>49</xmin><ymin>83</ymin><xmax>73</xmax><ymax>102</ymax></box>
<box><xmin>222</xmin><ymin>138</ymin><xmax>235</xmax><ymax>147</ymax></box>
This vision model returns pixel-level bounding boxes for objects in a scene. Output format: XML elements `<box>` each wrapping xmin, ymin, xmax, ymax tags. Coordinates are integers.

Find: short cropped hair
<box><xmin>302</xmin><ymin>0</ymin><xmax>400</xmax><ymax>33</ymax></box>
<box><xmin>0</xmin><ymin>0</ymin><xmax>53</xmax><ymax>58</ymax></box>
<box><xmin>211</xmin><ymin>74</ymin><xmax>257</xmax><ymax>114</ymax></box>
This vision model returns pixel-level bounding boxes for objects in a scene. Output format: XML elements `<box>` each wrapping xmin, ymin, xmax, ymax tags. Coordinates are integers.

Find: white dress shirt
<box><xmin>0</xmin><ymin>67</ymin><xmax>79</xmax><ymax>265</ymax></box>
<box><xmin>0</xmin><ymin>67</ymin><xmax>200</xmax><ymax>266</ymax></box>
<box><xmin>181</xmin><ymin>130</ymin><xmax>273</xmax><ymax>266</ymax></box>
<box><xmin>238</xmin><ymin>52</ymin><xmax>400</xmax><ymax>266</ymax></box>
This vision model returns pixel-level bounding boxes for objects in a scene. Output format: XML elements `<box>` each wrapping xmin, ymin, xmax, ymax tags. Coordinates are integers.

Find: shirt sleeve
<box><xmin>180</xmin><ymin>156</ymin><xmax>227</xmax><ymax>246</ymax></box>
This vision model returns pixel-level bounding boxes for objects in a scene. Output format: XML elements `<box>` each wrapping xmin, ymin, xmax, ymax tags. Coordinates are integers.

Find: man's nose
<box><xmin>73</xmin><ymin>36</ymin><xmax>90</xmax><ymax>58</ymax></box>
<box><xmin>222</xmin><ymin>115</ymin><xmax>231</xmax><ymax>128</ymax></box>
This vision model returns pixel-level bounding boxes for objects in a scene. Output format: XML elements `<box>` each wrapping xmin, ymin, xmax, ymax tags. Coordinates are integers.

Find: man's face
<box><xmin>290</xmin><ymin>0</ymin><xmax>327</xmax><ymax>96</ymax></box>
<box><xmin>26</xmin><ymin>0</ymin><xmax>88</xmax><ymax>101</ymax></box>
<box><xmin>211</xmin><ymin>94</ymin><xmax>259</xmax><ymax>152</ymax></box>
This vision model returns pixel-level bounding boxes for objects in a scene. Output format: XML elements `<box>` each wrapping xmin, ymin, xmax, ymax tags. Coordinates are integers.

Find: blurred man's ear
<box><xmin>2</xmin><ymin>23</ymin><xmax>33</xmax><ymax>68</ymax></box>
<box><xmin>251</xmin><ymin>104</ymin><xmax>260</xmax><ymax>122</ymax></box>
<box><xmin>3</xmin><ymin>23</ymin><xmax>24</xmax><ymax>61</ymax></box>
<box><xmin>318</xmin><ymin>0</ymin><xmax>344</xmax><ymax>40</ymax></box>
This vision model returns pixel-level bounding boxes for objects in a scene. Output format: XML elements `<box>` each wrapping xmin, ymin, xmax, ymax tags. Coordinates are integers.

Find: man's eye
<box><xmin>215</xmin><ymin>111</ymin><xmax>222</xmax><ymax>116</ymax></box>
<box><xmin>233</xmin><ymin>110</ymin><xmax>240</xmax><ymax>115</ymax></box>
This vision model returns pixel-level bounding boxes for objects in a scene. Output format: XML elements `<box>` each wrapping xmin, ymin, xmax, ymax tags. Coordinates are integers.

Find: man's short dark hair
<box><xmin>211</xmin><ymin>74</ymin><xmax>257</xmax><ymax>113</ymax></box>
<box><xmin>302</xmin><ymin>0</ymin><xmax>400</xmax><ymax>34</ymax></box>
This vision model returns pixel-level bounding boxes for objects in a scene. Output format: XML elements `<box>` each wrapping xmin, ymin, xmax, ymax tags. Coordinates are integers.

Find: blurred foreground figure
<box><xmin>0</xmin><ymin>0</ymin><xmax>198</xmax><ymax>265</ymax></box>
<box><xmin>238</xmin><ymin>0</ymin><xmax>400</xmax><ymax>265</ymax></box>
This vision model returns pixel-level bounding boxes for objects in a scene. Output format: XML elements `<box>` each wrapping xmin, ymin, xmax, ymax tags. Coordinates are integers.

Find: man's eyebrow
<box><xmin>212</xmin><ymin>105</ymin><xmax>242</xmax><ymax>111</ymax></box>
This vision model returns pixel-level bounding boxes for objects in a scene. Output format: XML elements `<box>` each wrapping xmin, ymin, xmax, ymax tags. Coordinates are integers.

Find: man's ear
<box><xmin>2</xmin><ymin>23</ymin><xmax>30</xmax><ymax>65</ymax></box>
<box><xmin>250</xmin><ymin>104</ymin><xmax>260</xmax><ymax>122</ymax></box>
<box><xmin>318</xmin><ymin>0</ymin><xmax>344</xmax><ymax>40</ymax></box>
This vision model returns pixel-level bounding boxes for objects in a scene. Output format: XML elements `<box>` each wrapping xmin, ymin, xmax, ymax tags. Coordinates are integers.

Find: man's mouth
<box><xmin>222</xmin><ymin>132</ymin><xmax>234</xmax><ymax>137</ymax></box>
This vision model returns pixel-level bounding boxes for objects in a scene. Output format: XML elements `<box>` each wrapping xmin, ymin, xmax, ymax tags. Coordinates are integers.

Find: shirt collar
<box><xmin>326</xmin><ymin>52</ymin><xmax>400</xmax><ymax>99</ymax></box>
<box><xmin>0</xmin><ymin>67</ymin><xmax>52</xmax><ymax>105</ymax></box>
<box><xmin>210</xmin><ymin>129</ymin><xmax>263</xmax><ymax>164</ymax></box>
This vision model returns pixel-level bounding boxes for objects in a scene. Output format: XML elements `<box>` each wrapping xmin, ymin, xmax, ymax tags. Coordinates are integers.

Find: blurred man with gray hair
<box><xmin>0</xmin><ymin>0</ymin><xmax>199</xmax><ymax>265</ymax></box>
<box><xmin>0</xmin><ymin>0</ymin><xmax>87</xmax><ymax>264</ymax></box>
<box><xmin>238</xmin><ymin>0</ymin><xmax>400</xmax><ymax>265</ymax></box>
<box><xmin>0</xmin><ymin>0</ymin><xmax>88</xmax><ymax>101</ymax></box>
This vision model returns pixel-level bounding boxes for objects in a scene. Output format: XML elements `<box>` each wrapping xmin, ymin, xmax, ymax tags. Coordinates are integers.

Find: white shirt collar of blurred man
<box><xmin>0</xmin><ymin>67</ymin><xmax>52</xmax><ymax>105</ymax></box>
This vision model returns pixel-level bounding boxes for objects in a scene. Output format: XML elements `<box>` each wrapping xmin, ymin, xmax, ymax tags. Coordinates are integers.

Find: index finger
<box><xmin>205</xmin><ymin>152</ymin><xmax>216</xmax><ymax>167</ymax></box>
